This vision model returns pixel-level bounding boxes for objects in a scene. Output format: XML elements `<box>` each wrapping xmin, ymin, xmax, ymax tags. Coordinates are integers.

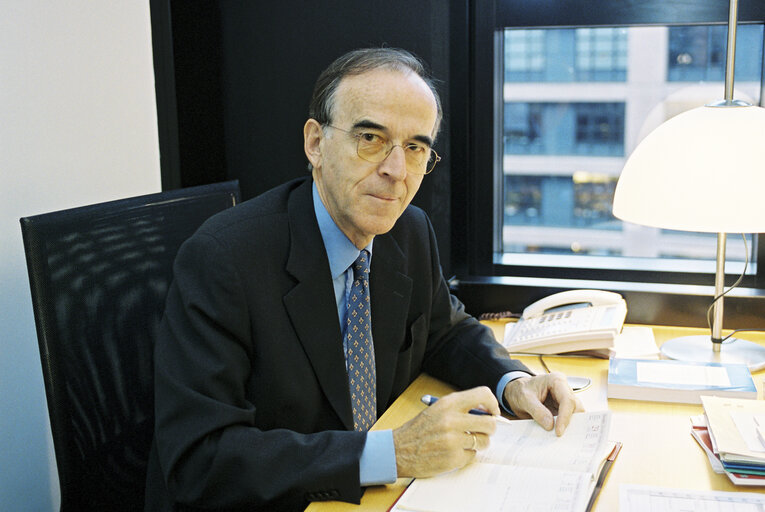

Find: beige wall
<box><xmin>0</xmin><ymin>1</ymin><xmax>160</xmax><ymax>509</ymax></box>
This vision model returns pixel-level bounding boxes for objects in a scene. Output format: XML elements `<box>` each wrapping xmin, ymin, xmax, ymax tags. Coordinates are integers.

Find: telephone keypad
<box><xmin>509</xmin><ymin>308</ymin><xmax>594</xmax><ymax>344</ymax></box>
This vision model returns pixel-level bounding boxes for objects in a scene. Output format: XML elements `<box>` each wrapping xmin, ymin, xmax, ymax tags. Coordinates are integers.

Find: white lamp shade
<box><xmin>613</xmin><ymin>104</ymin><xmax>765</xmax><ymax>233</ymax></box>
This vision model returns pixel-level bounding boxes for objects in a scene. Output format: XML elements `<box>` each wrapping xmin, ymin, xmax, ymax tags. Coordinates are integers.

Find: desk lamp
<box><xmin>612</xmin><ymin>0</ymin><xmax>765</xmax><ymax>369</ymax></box>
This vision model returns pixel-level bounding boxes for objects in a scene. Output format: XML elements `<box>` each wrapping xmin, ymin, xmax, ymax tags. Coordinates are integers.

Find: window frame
<box><xmin>452</xmin><ymin>0</ymin><xmax>765</xmax><ymax>328</ymax></box>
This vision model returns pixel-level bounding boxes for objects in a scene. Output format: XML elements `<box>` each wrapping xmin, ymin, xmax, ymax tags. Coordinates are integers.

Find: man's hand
<box><xmin>503</xmin><ymin>372</ymin><xmax>584</xmax><ymax>436</ymax></box>
<box><xmin>392</xmin><ymin>387</ymin><xmax>499</xmax><ymax>478</ymax></box>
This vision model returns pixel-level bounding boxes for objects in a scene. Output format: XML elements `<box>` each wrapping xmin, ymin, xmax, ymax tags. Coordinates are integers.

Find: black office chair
<box><xmin>20</xmin><ymin>181</ymin><xmax>240</xmax><ymax>512</ymax></box>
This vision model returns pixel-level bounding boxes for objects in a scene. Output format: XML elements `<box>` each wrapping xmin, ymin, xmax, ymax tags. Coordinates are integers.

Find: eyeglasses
<box><xmin>325</xmin><ymin>125</ymin><xmax>441</xmax><ymax>175</ymax></box>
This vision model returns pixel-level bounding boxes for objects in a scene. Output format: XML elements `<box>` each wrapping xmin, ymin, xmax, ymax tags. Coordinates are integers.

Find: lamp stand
<box><xmin>660</xmin><ymin>232</ymin><xmax>765</xmax><ymax>371</ymax></box>
<box><xmin>659</xmin><ymin>0</ymin><xmax>765</xmax><ymax>371</ymax></box>
<box><xmin>660</xmin><ymin>335</ymin><xmax>765</xmax><ymax>371</ymax></box>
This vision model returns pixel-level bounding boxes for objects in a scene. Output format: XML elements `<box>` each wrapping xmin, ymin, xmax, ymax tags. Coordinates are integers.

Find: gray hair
<box><xmin>308</xmin><ymin>47</ymin><xmax>443</xmax><ymax>136</ymax></box>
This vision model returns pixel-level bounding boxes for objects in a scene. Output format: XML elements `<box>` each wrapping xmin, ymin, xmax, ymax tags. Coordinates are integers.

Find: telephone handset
<box><xmin>502</xmin><ymin>289</ymin><xmax>627</xmax><ymax>355</ymax></box>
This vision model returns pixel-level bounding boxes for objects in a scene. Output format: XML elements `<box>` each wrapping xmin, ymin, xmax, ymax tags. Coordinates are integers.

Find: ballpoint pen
<box><xmin>420</xmin><ymin>394</ymin><xmax>513</xmax><ymax>424</ymax></box>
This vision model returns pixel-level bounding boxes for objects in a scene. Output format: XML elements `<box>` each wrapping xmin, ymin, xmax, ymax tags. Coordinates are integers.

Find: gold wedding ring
<box><xmin>469</xmin><ymin>432</ymin><xmax>477</xmax><ymax>451</ymax></box>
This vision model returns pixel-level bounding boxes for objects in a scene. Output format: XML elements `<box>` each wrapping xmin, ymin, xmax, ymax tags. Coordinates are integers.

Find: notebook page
<box><xmin>393</xmin><ymin>464</ymin><xmax>593</xmax><ymax>512</ymax></box>
<box><xmin>478</xmin><ymin>410</ymin><xmax>611</xmax><ymax>474</ymax></box>
<box><xmin>393</xmin><ymin>411</ymin><xmax>612</xmax><ymax>512</ymax></box>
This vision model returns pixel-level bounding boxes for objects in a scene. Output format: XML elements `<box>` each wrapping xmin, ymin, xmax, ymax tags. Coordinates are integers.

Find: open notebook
<box><xmin>392</xmin><ymin>411</ymin><xmax>619</xmax><ymax>512</ymax></box>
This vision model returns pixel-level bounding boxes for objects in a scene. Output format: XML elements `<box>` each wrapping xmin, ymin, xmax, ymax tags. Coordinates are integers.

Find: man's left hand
<box><xmin>502</xmin><ymin>372</ymin><xmax>584</xmax><ymax>436</ymax></box>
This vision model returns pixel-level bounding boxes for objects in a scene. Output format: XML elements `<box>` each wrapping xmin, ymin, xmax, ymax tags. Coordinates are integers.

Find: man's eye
<box><xmin>359</xmin><ymin>132</ymin><xmax>384</xmax><ymax>144</ymax></box>
<box><xmin>404</xmin><ymin>143</ymin><xmax>427</xmax><ymax>154</ymax></box>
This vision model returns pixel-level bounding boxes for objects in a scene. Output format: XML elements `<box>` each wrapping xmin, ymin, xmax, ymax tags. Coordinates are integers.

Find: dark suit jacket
<box><xmin>145</xmin><ymin>177</ymin><xmax>529</xmax><ymax>512</ymax></box>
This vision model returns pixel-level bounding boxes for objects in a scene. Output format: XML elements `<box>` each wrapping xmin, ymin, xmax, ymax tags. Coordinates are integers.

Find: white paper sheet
<box><xmin>730</xmin><ymin>411</ymin><xmax>765</xmax><ymax>453</ymax></box>
<box><xmin>636</xmin><ymin>361</ymin><xmax>731</xmax><ymax>386</ymax></box>
<box><xmin>620</xmin><ymin>484</ymin><xmax>765</xmax><ymax>511</ymax></box>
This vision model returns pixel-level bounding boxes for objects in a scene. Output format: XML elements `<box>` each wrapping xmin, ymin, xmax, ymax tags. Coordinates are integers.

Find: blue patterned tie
<box><xmin>345</xmin><ymin>249</ymin><xmax>376</xmax><ymax>431</ymax></box>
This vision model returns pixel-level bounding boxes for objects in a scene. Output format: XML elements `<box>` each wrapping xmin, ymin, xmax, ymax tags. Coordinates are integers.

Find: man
<box><xmin>145</xmin><ymin>47</ymin><xmax>583</xmax><ymax>512</ymax></box>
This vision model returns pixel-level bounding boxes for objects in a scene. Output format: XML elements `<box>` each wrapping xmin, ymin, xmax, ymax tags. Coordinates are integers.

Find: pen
<box><xmin>584</xmin><ymin>442</ymin><xmax>622</xmax><ymax>512</ymax></box>
<box><xmin>420</xmin><ymin>394</ymin><xmax>513</xmax><ymax>424</ymax></box>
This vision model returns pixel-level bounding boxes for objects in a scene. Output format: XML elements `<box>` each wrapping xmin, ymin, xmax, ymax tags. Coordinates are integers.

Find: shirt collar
<box><xmin>312</xmin><ymin>181</ymin><xmax>373</xmax><ymax>279</ymax></box>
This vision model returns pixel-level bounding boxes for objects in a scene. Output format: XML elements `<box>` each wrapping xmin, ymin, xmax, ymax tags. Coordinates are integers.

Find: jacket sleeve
<box><xmin>153</xmin><ymin>230</ymin><xmax>366</xmax><ymax>510</ymax></box>
<box><xmin>415</xmin><ymin>213</ymin><xmax>531</xmax><ymax>392</ymax></box>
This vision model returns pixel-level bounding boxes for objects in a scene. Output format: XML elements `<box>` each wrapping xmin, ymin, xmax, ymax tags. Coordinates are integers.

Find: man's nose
<box><xmin>377</xmin><ymin>145</ymin><xmax>408</xmax><ymax>180</ymax></box>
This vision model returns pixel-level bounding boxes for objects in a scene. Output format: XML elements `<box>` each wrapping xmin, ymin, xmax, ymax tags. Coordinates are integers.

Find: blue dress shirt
<box><xmin>312</xmin><ymin>184</ymin><xmax>530</xmax><ymax>486</ymax></box>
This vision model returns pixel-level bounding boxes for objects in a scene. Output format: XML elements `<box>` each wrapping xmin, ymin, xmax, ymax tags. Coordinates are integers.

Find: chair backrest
<box><xmin>20</xmin><ymin>181</ymin><xmax>240</xmax><ymax>512</ymax></box>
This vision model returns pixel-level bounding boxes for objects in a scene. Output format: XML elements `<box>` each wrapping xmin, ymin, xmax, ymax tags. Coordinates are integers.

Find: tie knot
<box><xmin>353</xmin><ymin>250</ymin><xmax>370</xmax><ymax>281</ymax></box>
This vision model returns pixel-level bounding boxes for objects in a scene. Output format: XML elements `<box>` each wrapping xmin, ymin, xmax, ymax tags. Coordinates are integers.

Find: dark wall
<box><xmin>170</xmin><ymin>2</ymin><xmax>227</xmax><ymax>188</ymax></box>
<box><xmin>154</xmin><ymin>1</ymin><xmax>461</xmax><ymax>274</ymax></box>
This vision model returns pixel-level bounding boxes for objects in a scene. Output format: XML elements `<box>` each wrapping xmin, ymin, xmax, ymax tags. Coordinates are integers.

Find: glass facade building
<box><xmin>500</xmin><ymin>24</ymin><xmax>763</xmax><ymax>261</ymax></box>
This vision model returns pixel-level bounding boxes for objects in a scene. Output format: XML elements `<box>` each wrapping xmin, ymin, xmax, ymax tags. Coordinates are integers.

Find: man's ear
<box><xmin>304</xmin><ymin>119</ymin><xmax>323</xmax><ymax>170</ymax></box>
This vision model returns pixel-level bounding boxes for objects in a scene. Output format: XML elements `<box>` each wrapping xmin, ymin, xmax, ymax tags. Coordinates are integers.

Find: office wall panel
<box><xmin>156</xmin><ymin>0</ymin><xmax>458</xmax><ymax>273</ymax></box>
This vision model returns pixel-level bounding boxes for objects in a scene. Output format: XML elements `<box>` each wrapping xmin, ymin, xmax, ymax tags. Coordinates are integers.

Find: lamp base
<box><xmin>660</xmin><ymin>335</ymin><xmax>765</xmax><ymax>371</ymax></box>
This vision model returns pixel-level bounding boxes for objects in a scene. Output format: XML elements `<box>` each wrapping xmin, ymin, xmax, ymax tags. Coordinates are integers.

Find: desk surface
<box><xmin>306</xmin><ymin>324</ymin><xmax>765</xmax><ymax>511</ymax></box>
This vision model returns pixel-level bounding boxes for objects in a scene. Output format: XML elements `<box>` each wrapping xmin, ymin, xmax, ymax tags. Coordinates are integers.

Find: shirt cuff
<box><xmin>495</xmin><ymin>370</ymin><xmax>534</xmax><ymax>416</ymax></box>
<box><xmin>359</xmin><ymin>430</ymin><xmax>397</xmax><ymax>486</ymax></box>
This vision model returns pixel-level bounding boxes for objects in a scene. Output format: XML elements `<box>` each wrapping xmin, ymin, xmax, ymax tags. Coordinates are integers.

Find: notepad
<box><xmin>392</xmin><ymin>411</ymin><xmax>616</xmax><ymax>512</ymax></box>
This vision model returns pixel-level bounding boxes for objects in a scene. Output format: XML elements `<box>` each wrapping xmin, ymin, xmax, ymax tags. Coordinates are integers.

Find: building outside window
<box><xmin>500</xmin><ymin>24</ymin><xmax>763</xmax><ymax>268</ymax></box>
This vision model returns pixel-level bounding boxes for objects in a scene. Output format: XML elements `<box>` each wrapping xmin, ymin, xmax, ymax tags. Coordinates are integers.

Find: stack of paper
<box><xmin>690</xmin><ymin>396</ymin><xmax>765</xmax><ymax>486</ymax></box>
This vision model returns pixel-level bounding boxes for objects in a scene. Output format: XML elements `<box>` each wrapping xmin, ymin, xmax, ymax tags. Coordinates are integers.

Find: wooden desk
<box><xmin>307</xmin><ymin>324</ymin><xmax>765</xmax><ymax>511</ymax></box>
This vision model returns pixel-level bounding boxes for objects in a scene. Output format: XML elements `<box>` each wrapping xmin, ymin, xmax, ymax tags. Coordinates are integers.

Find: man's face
<box><xmin>305</xmin><ymin>68</ymin><xmax>439</xmax><ymax>249</ymax></box>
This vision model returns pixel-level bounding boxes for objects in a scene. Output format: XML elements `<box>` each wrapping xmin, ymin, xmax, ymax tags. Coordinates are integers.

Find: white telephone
<box><xmin>502</xmin><ymin>289</ymin><xmax>627</xmax><ymax>355</ymax></box>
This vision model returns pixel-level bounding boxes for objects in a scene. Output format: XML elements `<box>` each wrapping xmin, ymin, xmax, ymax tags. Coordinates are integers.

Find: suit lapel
<box><xmin>283</xmin><ymin>180</ymin><xmax>354</xmax><ymax>430</ymax></box>
<box><xmin>370</xmin><ymin>232</ymin><xmax>412</xmax><ymax>409</ymax></box>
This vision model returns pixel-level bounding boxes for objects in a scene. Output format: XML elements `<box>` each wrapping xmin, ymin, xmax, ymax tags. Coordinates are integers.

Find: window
<box><xmin>574</xmin><ymin>103</ymin><xmax>624</xmax><ymax>154</ymax></box>
<box><xmin>503</xmin><ymin>172</ymin><xmax>617</xmax><ymax>232</ymax></box>
<box><xmin>499</xmin><ymin>24</ymin><xmax>763</xmax><ymax>270</ymax></box>
<box><xmin>668</xmin><ymin>25</ymin><xmax>763</xmax><ymax>82</ymax></box>
<box><xmin>503</xmin><ymin>103</ymin><xmax>543</xmax><ymax>154</ymax></box>
<box><xmin>505</xmin><ymin>30</ymin><xmax>545</xmax><ymax>82</ymax></box>
<box><xmin>458</xmin><ymin>0</ymin><xmax>765</xmax><ymax>325</ymax></box>
<box><xmin>505</xmin><ymin>28</ymin><xmax>627</xmax><ymax>83</ymax></box>
<box><xmin>575</xmin><ymin>28</ymin><xmax>628</xmax><ymax>81</ymax></box>
<box><xmin>504</xmin><ymin>102</ymin><xmax>624</xmax><ymax>156</ymax></box>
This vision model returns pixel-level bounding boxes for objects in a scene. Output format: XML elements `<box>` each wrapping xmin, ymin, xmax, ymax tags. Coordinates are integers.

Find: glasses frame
<box><xmin>324</xmin><ymin>124</ymin><xmax>441</xmax><ymax>175</ymax></box>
